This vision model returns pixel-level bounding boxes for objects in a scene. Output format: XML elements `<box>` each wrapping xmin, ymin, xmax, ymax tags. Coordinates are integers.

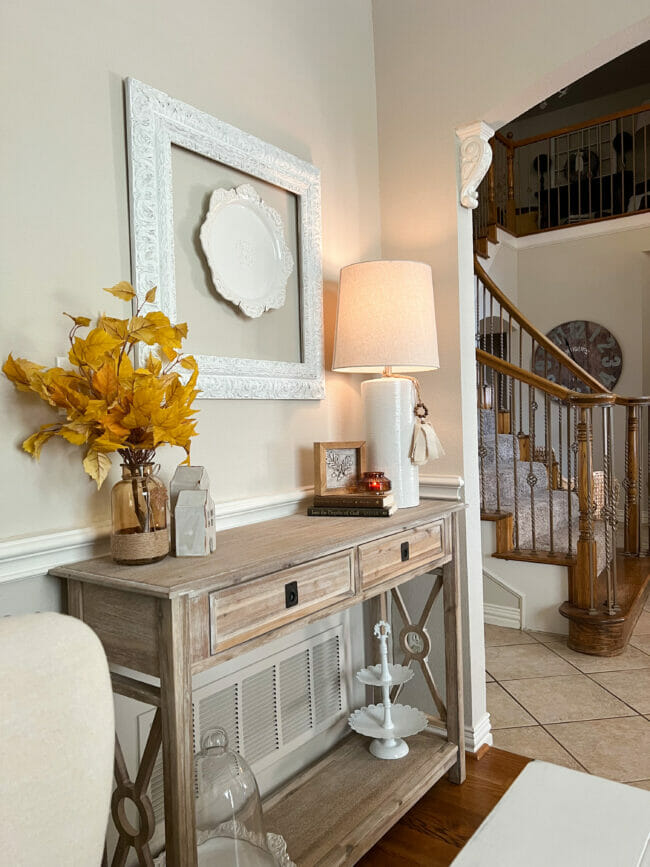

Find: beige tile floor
<box><xmin>485</xmin><ymin>596</ymin><xmax>650</xmax><ymax>787</ymax></box>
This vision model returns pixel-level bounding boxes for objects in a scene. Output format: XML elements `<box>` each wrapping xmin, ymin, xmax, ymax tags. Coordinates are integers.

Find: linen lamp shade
<box><xmin>332</xmin><ymin>260</ymin><xmax>439</xmax><ymax>373</ymax></box>
<box><xmin>332</xmin><ymin>260</ymin><xmax>440</xmax><ymax>509</ymax></box>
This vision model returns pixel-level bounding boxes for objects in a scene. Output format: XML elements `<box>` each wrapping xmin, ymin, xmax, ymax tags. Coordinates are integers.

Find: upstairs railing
<box><xmin>475</xmin><ymin>258</ymin><xmax>650</xmax><ymax>628</ymax></box>
<box><xmin>473</xmin><ymin>103</ymin><xmax>650</xmax><ymax>244</ymax></box>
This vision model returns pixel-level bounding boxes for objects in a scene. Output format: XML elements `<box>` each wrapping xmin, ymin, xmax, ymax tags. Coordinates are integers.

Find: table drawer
<box><xmin>359</xmin><ymin>519</ymin><xmax>446</xmax><ymax>589</ymax></box>
<box><xmin>210</xmin><ymin>549</ymin><xmax>355</xmax><ymax>653</ymax></box>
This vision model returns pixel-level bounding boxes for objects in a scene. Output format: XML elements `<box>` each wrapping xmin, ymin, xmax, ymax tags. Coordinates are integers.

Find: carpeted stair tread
<box><xmin>479</xmin><ymin>407</ymin><xmax>613</xmax><ymax>569</ymax></box>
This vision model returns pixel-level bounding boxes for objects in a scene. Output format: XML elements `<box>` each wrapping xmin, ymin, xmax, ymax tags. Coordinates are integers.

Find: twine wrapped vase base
<box><xmin>111</xmin><ymin>460</ymin><xmax>170</xmax><ymax>565</ymax></box>
<box><xmin>111</xmin><ymin>528</ymin><xmax>170</xmax><ymax>565</ymax></box>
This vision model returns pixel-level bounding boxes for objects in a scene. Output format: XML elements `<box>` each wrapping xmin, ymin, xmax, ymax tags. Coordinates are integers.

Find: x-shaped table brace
<box><xmin>109</xmin><ymin>709</ymin><xmax>162</xmax><ymax>867</ymax></box>
<box><xmin>389</xmin><ymin>571</ymin><xmax>447</xmax><ymax>726</ymax></box>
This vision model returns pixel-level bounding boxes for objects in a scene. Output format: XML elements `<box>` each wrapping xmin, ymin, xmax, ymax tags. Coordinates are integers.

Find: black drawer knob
<box><xmin>285</xmin><ymin>581</ymin><xmax>299</xmax><ymax>609</ymax></box>
<box><xmin>401</xmin><ymin>541</ymin><xmax>410</xmax><ymax>562</ymax></box>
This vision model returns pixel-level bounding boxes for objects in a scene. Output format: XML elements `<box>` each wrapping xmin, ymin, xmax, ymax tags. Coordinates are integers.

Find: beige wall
<box><xmin>483</xmin><ymin>233</ymin><xmax>519</xmax><ymax>305</ymax></box>
<box><xmin>517</xmin><ymin>226</ymin><xmax>650</xmax><ymax>397</ymax></box>
<box><xmin>0</xmin><ymin>0</ymin><xmax>380</xmax><ymax>539</ymax></box>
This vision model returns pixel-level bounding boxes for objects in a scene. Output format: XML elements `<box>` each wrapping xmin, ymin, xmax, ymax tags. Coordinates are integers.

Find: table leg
<box><xmin>443</xmin><ymin>512</ymin><xmax>466</xmax><ymax>784</ymax></box>
<box><xmin>159</xmin><ymin>596</ymin><xmax>198</xmax><ymax>866</ymax></box>
<box><xmin>67</xmin><ymin>578</ymin><xmax>83</xmax><ymax>619</ymax></box>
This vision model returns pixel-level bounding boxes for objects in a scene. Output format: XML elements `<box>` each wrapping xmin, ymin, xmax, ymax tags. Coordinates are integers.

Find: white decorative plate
<box><xmin>199</xmin><ymin>183</ymin><xmax>295</xmax><ymax>318</ymax></box>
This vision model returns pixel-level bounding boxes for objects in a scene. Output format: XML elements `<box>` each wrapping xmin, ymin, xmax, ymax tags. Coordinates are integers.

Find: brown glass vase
<box><xmin>110</xmin><ymin>462</ymin><xmax>169</xmax><ymax>565</ymax></box>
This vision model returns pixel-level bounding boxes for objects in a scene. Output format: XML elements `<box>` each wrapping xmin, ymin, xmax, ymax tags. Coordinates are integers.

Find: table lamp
<box><xmin>332</xmin><ymin>260</ymin><xmax>442</xmax><ymax>508</ymax></box>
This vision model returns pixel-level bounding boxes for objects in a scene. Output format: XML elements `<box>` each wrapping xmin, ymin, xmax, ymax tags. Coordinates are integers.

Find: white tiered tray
<box><xmin>349</xmin><ymin>621</ymin><xmax>427</xmax><ymax>759</ymax></box>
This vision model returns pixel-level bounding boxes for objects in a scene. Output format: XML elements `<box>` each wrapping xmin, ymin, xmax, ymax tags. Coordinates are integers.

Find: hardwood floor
<box><xmin>359</xmin><ymin>749</ymin><xmax>530</xmax><ymax>866</ymax></box>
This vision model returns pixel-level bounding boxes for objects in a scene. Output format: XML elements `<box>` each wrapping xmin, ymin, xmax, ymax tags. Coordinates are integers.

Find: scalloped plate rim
<box><xmin>199</xmin><ymin>183</ymin><xmax>295</xmax><ymax>319</ymax></box>
<box><xmin>348</xmin><ymin>702</ymin><xmax>428</xmax><ymax>739</ymax></box>
<box><xmin>356</xmin><ymin>663</ymin><xmax>415</xmax><ymax>686</ymax></box>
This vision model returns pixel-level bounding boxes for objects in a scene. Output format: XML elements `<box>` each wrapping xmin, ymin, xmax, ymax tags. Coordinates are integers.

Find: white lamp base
<box><xmin>362</xmin><ymin>377</ymin><xmax>419</xmax><ymax>508</ymax></box>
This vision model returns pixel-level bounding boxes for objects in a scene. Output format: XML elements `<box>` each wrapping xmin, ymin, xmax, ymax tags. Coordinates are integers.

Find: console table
<box><xmin>51</xmin><ymin>500</ymin><xmax>466</xmax><ymax>866</ymax></box>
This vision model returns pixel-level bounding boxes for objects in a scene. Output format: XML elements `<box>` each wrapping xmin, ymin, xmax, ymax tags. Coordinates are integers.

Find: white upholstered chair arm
<box><xmin>0</xmin><ymin>612</ymin><xmax>114</xmax><ymax>866</ymax></box>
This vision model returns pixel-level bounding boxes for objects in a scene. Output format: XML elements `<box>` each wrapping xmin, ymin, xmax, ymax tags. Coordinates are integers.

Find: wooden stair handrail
<box><xmin>475</xmin><ymin>259</ymin><xmax>608</xmax><ymax>394</ymax></box>
<box><xmin>476</xmin><ymin>349</ymin><xmax>614</xmax><ymax>405</ymax></box>
<box><xmin>614</xmin><ymin>395</ymin><xmax>650</xmax><ymax>407</ymax></box>
<box><xmin>474</xmin><ymin>263</ymin><xmax>611</xmax><ymax>395</ymax></box>
<box><xmin>502</xmin><ymin>102</ymin><xmax>650</xmax><ymax>150</ymax></box>
<box><xmin>476</xmin><ymin>261</ymin><xmax>650</xmax><ymax>407</ymax></box>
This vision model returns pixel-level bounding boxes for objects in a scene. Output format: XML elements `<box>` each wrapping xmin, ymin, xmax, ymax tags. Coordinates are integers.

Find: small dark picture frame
<box><xmin>313</xmin><ymin>441</ymin><xmax>367</xmax><ymax>496</ymax></box>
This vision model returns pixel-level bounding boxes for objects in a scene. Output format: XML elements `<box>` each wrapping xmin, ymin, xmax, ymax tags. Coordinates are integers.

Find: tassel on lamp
<box><xmin>332</xmin><ymin>260</ymin><xmax>444</xmax><ymax>509</ymax></box>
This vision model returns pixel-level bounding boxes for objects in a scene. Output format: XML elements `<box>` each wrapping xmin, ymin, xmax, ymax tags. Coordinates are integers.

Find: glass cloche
<box><xmin>193</xmin><ymin>728</ymin><xmax>276</xmax><ymax>867</ymax></box>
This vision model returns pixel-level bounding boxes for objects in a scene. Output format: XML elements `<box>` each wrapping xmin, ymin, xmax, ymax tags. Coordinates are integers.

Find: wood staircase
<box><xmin>475</xmin><ymin>260</ymin><xmax>650</xmax><ymax>656</ymax></box>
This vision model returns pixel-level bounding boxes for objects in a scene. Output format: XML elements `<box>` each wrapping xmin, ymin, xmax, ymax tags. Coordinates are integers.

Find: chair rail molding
<box><xmin>456</xmin><ymin>121</ymin><xmax>494</xmax><ymax>209</ymax></box>
<box><xmin>0</xmin><ymin>476</ymin><xmax>465</xmax><ymax>585</ymax></box>
<box><xmin>420</xmin><ymin>474</ymin><xmax>465</xmax><ymax>501</ymax></box>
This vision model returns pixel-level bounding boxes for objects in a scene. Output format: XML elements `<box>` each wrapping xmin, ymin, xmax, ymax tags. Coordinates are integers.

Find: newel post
<box><xmin>487</xmin><ymin>140</ymin><xmax>497</xmax><ymax>241</ymax></box>
<box><xmin>506</xmin><ymin>144</ymin><xmax>516</xmax><ymax>232</ymax></box>
<box><xmin>572</xmin><ymin>404</ymin><xmax>597</xmax><ymax>612</ymax></box>
<box><xmin>624</xmin><ymin>404</ymin><xmax>640</xmax><ymax>555</ymax></box>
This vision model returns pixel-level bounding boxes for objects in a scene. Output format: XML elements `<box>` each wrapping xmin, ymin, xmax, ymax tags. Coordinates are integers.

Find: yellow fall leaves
<box><xmin>3</xmin><ymin>281</ymin><xmax>199</xmax><ymax>489</ymax></box>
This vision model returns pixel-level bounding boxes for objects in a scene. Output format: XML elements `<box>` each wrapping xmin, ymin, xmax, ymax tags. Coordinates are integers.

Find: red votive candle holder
<box><xmin>357</xmin><ymin>471</ymin><xmax>392</xmax><ymax>494</ymax></box>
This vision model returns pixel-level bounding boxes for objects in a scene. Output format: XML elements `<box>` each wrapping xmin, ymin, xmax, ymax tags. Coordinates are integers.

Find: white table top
<box><xmin>452</xmin><ymin>761</ymin><xmax>650</xmax><ymax>867</ymax></box>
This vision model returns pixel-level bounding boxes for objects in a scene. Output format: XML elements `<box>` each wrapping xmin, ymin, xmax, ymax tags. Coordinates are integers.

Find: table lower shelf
<box><xmin>263</xmin><ymin>729</ymin><xmax>459</xmax><ymax>866</ymax></box>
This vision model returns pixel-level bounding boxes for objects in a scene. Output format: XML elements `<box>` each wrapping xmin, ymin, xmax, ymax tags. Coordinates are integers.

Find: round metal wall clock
<box><xmin>532</xmin><ymin>320</ymin><xmax>623</xmax><ymax>393</ymax></box>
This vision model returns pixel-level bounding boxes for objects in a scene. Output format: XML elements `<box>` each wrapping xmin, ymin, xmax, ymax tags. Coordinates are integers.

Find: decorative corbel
<box><xmin>456</xmin><ymin>121</ymin><xmax>495</xmax><ymax>209</ymax></box>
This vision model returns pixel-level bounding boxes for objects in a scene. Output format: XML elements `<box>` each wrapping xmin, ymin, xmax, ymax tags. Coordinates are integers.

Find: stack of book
<box><xmin>308</xmin><ymin>490</ymin><xmax>396</xmax><ymax>518</ymax></box>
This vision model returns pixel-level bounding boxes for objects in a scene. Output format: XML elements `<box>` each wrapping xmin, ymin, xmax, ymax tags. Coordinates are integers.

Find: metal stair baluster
<box><xmin>643</xmin><ymin>406</ymin><xmax>650</xmax><ymax>556</ymax></box>
<box><xmin>545</xmin><ymin>391</ymin><xmax>554</xmax><ymax>554</ymax></box>
<box><xmin>528</xmin><ymin>385</ymin><xmax>538</xmax><ymax>552</ymax></box>
<box><xmin>518</xmin><ymin>328</ymin><xmax>523</xmax><ymax>436</ymax></box>
<box><xmin>478</xmin><ymin>364</ymin><xmax>480</xmax><ymax>512</ymax></box>
<box><xmin>636</xmin><ymin>401</ymin><xmax>642</xmax><ymax>555</ymax></box>
<box><xmin>624</xmin><ymin>407</ymin><xmax>630</xmax><ymax>555</ymax></box>
<box><xmin>511</xmin><ymin>372</ymin><xmax>520</xmax><ymax>550</ymax></box>
<box><xmin>493</xmin><ymin>384</ymin><xmax>501</xmax><ymax>513</ymax></box>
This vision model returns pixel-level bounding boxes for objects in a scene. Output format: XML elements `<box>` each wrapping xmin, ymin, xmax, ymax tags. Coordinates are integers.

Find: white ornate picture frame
<box><xmin>125</xmin><ymin>78</ymin><xmax>325</xmax><ymax>400</ymax></box>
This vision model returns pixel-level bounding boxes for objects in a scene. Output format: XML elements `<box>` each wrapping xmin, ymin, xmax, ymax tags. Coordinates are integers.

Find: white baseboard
<box><xmin>484</xmin><ymin>602</ymin><xmax>522</xmax><ymax>629</ymax></box>
<box><xmin>0</xmin><ymin>475</ymin><xmax>464</xmax><ymax>585</ymax></box>
<box><xmin>482</xmin><ymin>565</ymin><xmax>524</xmax><ymax>629</ymax></box>
<box><xmin>467</xmin><ymin>711</ymin><xmax>493</xmax><ymax>753</ymax></box>
<box><xmin>428</xmin><ymin>711</ymin><xmax>493</xmax><ymax>754</ymax></box>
